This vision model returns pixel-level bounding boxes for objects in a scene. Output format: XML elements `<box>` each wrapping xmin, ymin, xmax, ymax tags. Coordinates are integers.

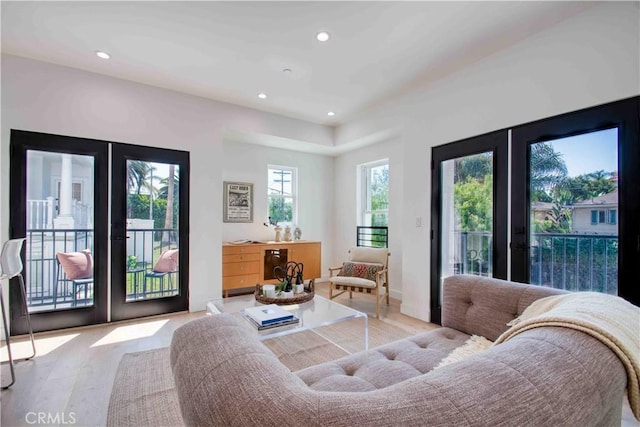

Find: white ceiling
<box><xmin>1</xmin><ymin>1</ymin><xmax>592</xmax><ymax>126</ymax></box>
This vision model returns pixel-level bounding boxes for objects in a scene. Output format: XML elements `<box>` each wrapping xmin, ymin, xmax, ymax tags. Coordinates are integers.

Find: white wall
<box><xmin>222</xmin><ymin>140</ymin><xmax>334</xmax><ymax>272</ymax></box>
<box><xmin>1</xmin><ymin>54</ymin><xmax>334</xmax><ymax>314</ymax></box>
<box><xmin>333</xmin><ymin>137</ymin><xmax>404</xmax><ymax>299</ymax></box>
<box><xmin>333</xmin><ymin>2</ymin><xmax>640</xmax><ymax>321</ymax></box>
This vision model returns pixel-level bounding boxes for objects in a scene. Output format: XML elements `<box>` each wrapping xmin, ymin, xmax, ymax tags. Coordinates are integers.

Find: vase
<box><xmin>294</xmin><ymin>227</ymin><xmax>302</xmax><ymax>240</ymax></box>
<box><xmin>274</xmin><ymin>226</ymin><xmax>282</xmax><ymax>242</ymax></box>
<box><xmin>283</xmin><ymin>226</ymin><xmax>292</xmax><ymax>241</ymax></box>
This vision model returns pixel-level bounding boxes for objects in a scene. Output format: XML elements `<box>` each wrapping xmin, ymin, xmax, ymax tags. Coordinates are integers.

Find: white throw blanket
<box><xmin>494</xmin><ymin>292</ymin><xmax>640</xmax><ymax>420</ymax></box>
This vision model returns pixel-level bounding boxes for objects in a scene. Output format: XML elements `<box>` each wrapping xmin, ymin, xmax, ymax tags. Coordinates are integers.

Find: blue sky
<box><xmin>545</xmin><ymin>128</ymin><xmax>618</xmax><ymax>177</ymax></box>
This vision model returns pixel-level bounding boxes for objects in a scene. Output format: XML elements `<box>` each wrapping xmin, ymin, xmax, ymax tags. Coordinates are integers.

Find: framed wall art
<box><xmin>223</xmin><ymin>181</ymin><xmax>253</xmax><ymax>222</ymax></box>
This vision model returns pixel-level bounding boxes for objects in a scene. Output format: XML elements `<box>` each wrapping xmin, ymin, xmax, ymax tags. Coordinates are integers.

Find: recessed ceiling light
<box><xmin>327</xmin><ymin>111</ymin><xmax>335</xmax><ymax>116</ymax></box>
<box><xmin>257</xmin><ymin>93</ymin><xmax>267</xmax><ymax>99</ymax></box>
<box><xmin>282</xmin><ymin>68</ymin><xmax>293</xmax><ymax>74</ymax></box>
<box><xmin>316</xmin><ymin>31</ymin><xmax>330</xmax><ymax>42</ymax></box>
<box><xmin>95</xmin><ymin>51</ymin><xmax>110</xmax><ymax>60</ymax></box>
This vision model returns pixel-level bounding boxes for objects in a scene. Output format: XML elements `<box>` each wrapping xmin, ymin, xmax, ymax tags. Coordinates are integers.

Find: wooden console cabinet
<box><xmin>222</xmin><ymin>241</ymin><xmax>321</xmax><ymax>297</ymax></box>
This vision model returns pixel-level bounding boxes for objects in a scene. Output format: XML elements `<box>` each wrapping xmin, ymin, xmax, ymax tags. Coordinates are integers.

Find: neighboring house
<box><xmin>27</xmin><ymin>151</ymin><xmax>93</xmax><ymax>230</ymax></box>
<box><xmin>531</xmin><ymin>201</ymin><xmax>555</xmax><ymax>222</ymax></box>
<box><xmin>570</xmin><ymin>191</ymin><xmax>618</xmax><ymax>235</ymax></box>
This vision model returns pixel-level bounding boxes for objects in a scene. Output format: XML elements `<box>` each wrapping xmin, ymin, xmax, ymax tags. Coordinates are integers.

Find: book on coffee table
<box><xmin>241</xmin><ymin>312</ymin><xmax>300</xmax><ymax>331</ymax></box>
<box><xmin>242</xmin><ymin>304</ymin><xmax>295</xmax><ymax>326</ymax></box>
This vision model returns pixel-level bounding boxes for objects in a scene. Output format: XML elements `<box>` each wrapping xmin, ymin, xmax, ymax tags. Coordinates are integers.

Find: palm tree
<box><xmin>157</xmin><ymin>173</ymin><xmax>180</xmax><ymax>199</ymax></box>
<box><xmin>127</xmin><ymin>161</ymin><xmax>157</xmax><ymax>195</ymax></box>
<box><xmin>530</xmin><ymin>143</ymin><xmax>568</xmax><ymax>197</ymax></box>
<box><xmin>163</xmin><ymin>164</ymin><xmax>176</xmax><ymax>244</ymax></box>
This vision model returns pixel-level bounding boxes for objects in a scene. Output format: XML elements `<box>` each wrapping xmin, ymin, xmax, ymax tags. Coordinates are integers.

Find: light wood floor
<box><xmin>2</xmin><ymin>282</ymin><xmax>636</xmax><ymax>426</ymax></box>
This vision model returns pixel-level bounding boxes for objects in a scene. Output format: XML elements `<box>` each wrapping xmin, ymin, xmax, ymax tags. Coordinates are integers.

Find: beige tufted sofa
<box><xmin>170</xmin><ymin>275</ymin><xmax>628</xmax><ymax>426</ymax></box>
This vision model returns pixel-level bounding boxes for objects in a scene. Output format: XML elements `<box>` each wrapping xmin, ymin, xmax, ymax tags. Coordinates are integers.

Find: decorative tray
<box><xmin>254</xmin><ymin>279</ymin><xmax>315</xmax><ymax>305</ymax></box>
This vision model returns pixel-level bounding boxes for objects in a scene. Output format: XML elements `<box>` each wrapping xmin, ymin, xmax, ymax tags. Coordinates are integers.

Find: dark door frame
<box><xmin>110</xmin><ymin>143</ymin><xmax>190</xmax><ymax>321</ymax></box>
<box><xmin>511</xmin><ymin>96</ymin><xmax>640</xmax><ymax>306</ymax></box>
<box><xmin>9</xmin><ymin>130</ymin><xmax>109</xmax><ymax>334</ymax></box>
<box><xmin>430</xmin><ymin>130</ymin><xmax>509</xmax><ymax>324</ymax></box>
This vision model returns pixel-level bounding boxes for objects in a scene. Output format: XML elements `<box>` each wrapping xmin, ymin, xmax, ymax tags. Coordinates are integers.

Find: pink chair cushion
<box><xmin>57</xmin><ymin>250</ymin><xmax>93</xmax><ymax>280</ymax></box>
<box><xmin>153</xmin><ymin>249</ymin><xmax>179</xmax><ymax>273</ymax></box>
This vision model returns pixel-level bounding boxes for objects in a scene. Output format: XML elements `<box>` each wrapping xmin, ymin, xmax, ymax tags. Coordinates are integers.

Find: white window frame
<box><xmin>359</xmin><ymin>159</ymin><xmax>389</xmax><ymax>226</ymax></box>
<box><xmin>267</xmin><ymin>165</ymin><xmax>297</xmax><ymax>226</ymax></box>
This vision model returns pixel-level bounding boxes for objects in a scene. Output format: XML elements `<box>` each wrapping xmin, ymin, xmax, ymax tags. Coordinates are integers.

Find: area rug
<box><xmin>107</xmin><ymin>317</ymin><xmax>412</xmax><ymax>427</ymax></box>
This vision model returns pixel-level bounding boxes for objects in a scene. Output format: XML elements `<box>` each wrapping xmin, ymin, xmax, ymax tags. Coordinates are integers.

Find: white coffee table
<box><xmin>207</xmin><ymin>294</ymin><xmax>369</xmax><ymax>350</ymax></box>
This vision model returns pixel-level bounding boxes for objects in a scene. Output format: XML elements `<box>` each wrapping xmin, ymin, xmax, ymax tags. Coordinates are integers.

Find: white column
<box><xmin>46</xmin><ymin>196</ymin><xmax>55</xmax><ymax>229</ymax></box>
<box><xmin>54</xmin><ymin>154</ymin><xmax>75</xmax><ymax>229</ymax></box>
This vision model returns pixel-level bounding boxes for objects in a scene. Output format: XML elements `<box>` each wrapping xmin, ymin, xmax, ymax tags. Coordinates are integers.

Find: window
<box><xmin>57</xmin><ymin>181</ymin><xmax>83</xmax><ymax>202</ymax></box>
<box><xmin>268</xmin><ymin>166</ymin><xmax>296</xmax><ymax>225</ymax></box>
<box><xmin>591</xmin><ymin>209</ymin><xmax>617</xmax><ymax>225</ymax></box>
<box><xmin>360</xmin><ymin>160</ymin><xmax>389</xmax><ymax>226</ymax></box>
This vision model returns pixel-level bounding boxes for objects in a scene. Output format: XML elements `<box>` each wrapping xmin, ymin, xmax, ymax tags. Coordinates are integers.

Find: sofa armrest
<box><xmin>170</xmin><ymin>314</ymin><xmax>317</xmax><ymax>426</ymax></box>
<box><xmin>441</xmin><ymin>275</ymin><xmax>565</xmax><ymax>340</ymax></box>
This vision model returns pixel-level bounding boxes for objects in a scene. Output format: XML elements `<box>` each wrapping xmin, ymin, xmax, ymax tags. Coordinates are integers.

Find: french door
<box><xmin>431</xmin><ymin>97</ymin><xmax>639</xmax><ymax>324</ymax></box>
<box><xmin>511</xmin><ymin>97</ymin><xmax>639</xmax><ymax>305</ymax></box>
<box><xmin>430</xmin><ymin>131</ymin><xmax>508</xmax><ymax>324</ymax></box>
<box><xmin>111</xmin><ymin>143</ymin><xmax>189</xmax><ymax>321</ymax></box>
<box><xmin>9</xmin><ymin>131</ymin><xmax>108</xmax><ymax>334</ymax></box>
<box><xmin>9</xmin><ymin>131</ymin><xmax>190</xmax><ymax>334</ymax></box>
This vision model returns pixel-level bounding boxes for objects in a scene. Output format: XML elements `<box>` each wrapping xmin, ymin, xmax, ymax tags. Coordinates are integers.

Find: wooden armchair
<box><xmin>328</xmin><ymin>247</ymin><xmax>390</xmax><ymax>318</ymax></box>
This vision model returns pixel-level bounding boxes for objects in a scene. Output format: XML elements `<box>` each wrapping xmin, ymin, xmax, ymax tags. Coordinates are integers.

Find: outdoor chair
<box><xmin>145</xmin><ymin>249</ymin><xmax>179</xmax><ymax>297</ymax></box>
<box><xmin>328</xmin><ymin>247</ymin><xmax>390</xmax><ymax>318</ymax></box>
<box><xmin>0</xmin><ymin>238</ymin><xmax>36</xmax><ymax>389</ymax></box>
<box><xmin>55</xmin><ymin>250</ymin><xmax>94</xmax><ymax>307</ymax></box>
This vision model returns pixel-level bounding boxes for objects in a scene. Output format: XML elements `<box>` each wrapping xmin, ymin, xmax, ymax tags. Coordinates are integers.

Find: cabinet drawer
<box><xmin>223</xmin><ymin>245</ymin><xmax>261</xmax><ymax>255</ymax></box>
<box><xmin>223</xmin><ymin>274</ymin><xmax>259</xmax><ymax>290</ymax></box>
<box><xmin>223</xmin><ymin>253</ymin><xmax>261</xmax><ymax>263</ymax></box>
<box><xmin>223</xmin><ymin>260</ymin><xmax>260</xmax><ymax>276</ymax></box>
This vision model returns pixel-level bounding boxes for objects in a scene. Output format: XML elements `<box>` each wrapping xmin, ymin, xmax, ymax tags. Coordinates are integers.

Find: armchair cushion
<box><xmin>338</xmin><ymin>261</ymin><xmax>384</xmax><ymax>282</ymax></box>
<box><xmin>349</xmin><ymin>247</ymin><xmax>388</xmax><ymax>265</ymax></box>
<box><xmin>330</xmin><ymin>276</ymin><xmax>378</xmax><ymax>289</ymax></box>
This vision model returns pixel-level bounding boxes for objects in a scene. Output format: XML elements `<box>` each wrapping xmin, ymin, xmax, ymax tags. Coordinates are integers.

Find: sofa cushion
<box><xmin>296</xmin><ymin>327</ymin><xmax>469</xmax><ymax>392</ymax></box>
<box><xmin>442</xmin><ymin>275</ymin><xmax>565</xmax><ymax>341</ymax></box>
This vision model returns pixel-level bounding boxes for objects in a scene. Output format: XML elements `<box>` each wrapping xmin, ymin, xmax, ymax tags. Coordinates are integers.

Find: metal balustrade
<box><xmin>357</xmin><ymin>226</ymin><xmax>389</xmax><ymax>248</ymax></box>
<box><xmin>451</xmin><ymin>231</ymin><xmax>618</xmax><ymax>294</ymax></box>
<box><xmin>24</xmin><ymin>228</ymin><xmax>179</xmax><ymax>311</ymax></box>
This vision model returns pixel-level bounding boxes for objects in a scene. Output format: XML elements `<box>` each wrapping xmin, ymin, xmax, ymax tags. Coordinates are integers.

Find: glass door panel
<box><xmin>430</xmin><ymin>130</ymin><xmax>508</xmax><ymax>324</ymax></box>
<box><xmin>125</xmin><ymin>161</ymin><xmax>180</xmax><ymax>301</ymax></box>
<box><xmin>528</xmin><ymin>128</ymin><xmax>618</xmax><ymax>294</ymax></box>
<box><xmin>25</xmin><ymin>151</ymin><xmax>96</xmax><ymax>311</ymax></box>
<box><xmin>10</xmin><ymin>130</ymin><xmax>108</xmax><ymax>335</ymax></box>
<box><xmin>110</xmin><ymin>143</ymin><xmax>189</xmax><ymax>322</ymax></box>
<box><xmin>440</xmin><ymin>152</ymin><xmax>494</xmax><ymax>303</ymax></box>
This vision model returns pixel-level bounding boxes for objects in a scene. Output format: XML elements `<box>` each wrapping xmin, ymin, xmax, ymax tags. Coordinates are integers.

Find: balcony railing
<box><xmin>530</xmin><ymin>233</ymin><xmax>617</xmax><ymax>295</ymax></box>
<box><xmin>453</xmin><ymin>231</ymin><xmax>618</xmax><ymax>294</ymax></box>
<box><xmin>24</xmin><ymin>228</ymin><xmax>178</xmax><ymax>311</ymax></box>
<box><xmin>357</xmin><ymin>226</ymin><xmax>388</xmax><ymax>248</ymax></box>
